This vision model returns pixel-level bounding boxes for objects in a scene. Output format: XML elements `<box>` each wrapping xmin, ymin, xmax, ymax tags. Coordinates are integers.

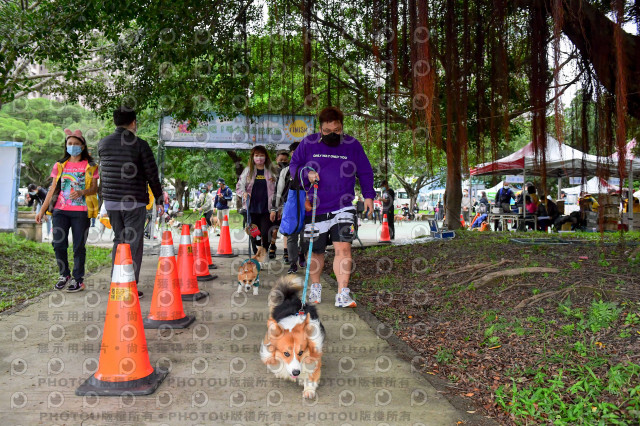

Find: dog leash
<box><xmin>299</xmin><ymin>166</ymin><xmax>318</xmax><ymax>314</ymax></box>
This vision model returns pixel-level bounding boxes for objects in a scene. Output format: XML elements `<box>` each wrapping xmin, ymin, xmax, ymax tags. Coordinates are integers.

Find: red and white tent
<box><xmin>470</xmin><ymin>135</ymin><xmax>605</xmax><ymax>177</ymax></box>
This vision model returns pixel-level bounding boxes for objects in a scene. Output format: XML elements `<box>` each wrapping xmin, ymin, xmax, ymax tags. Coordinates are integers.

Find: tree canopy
<box><xmin>2</xmin><ymin>0</ymin><xmax>640</xmax><ymax>227</ymax></box>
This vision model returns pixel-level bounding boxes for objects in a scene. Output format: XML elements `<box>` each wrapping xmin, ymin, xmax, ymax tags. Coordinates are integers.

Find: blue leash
<box><xmin>299</xmin><ymin>166</ymin><xmax>318</xmax><ymax>312</ymax></box>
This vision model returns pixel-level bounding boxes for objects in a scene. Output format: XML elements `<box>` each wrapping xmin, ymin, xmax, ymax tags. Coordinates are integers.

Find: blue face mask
<box><xmin>67</xmin><ymin>145</ymin><xmax>83</xmax><ymax>156</ymax></box>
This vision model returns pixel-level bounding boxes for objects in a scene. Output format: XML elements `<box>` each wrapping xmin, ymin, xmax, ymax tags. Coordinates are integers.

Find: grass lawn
<box><xmin>330</xmin><ymin>230</ymin><xmax>640</xmax><ymax>425</ymax></box>
<box><xmin>0</xmin><ymin>233</ymin><xmax>113</xmax><ymax>312</ymax></box>
<box><xmin>175</xmin><ymin>209</ymin><xmax>247</xmax><ymax>230</ymax></box>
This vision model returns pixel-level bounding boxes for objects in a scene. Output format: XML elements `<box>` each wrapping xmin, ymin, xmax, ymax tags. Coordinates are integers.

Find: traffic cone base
<box><xmin>212</xmin><ymin>252</ymin><xmax>239</xmax><ymax>258</ymax></box>
<box><xmin>76</xmin><ymin>369</ymin><xmax>168</xmax><ymax>396</ymax></box>
<box><xmin>197</xmin><ymin>274</ymin><xmax>217</xmax><ymax>281</ymax></box>
<box><xmin>181</xmin><ymin>290</ymin><xmax>209</xmax><ymax>301</ymax></box>
<box><xmin>143</xmin><ymin>315</ymin><xmax>195</xmax><ymax>329</ymax></box>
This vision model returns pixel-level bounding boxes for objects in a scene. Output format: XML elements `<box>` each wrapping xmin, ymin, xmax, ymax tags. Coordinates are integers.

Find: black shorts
<box><xmin>303</xmin><ymin>207</ymin><xmax>356</xmax><ymax>254</ymax></box>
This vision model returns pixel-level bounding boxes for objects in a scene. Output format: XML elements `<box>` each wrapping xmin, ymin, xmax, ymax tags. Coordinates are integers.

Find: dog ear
<box><xmin>267</xmin><ymin>318</ymin><xmax>283</xmax><ymax>339</ymax></box>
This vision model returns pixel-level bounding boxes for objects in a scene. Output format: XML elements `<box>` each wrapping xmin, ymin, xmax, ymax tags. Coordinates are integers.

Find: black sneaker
<box><xmin>287</xmin><ymin>263</ymin><xmax>298</xmax><ymax>274</ymax></box>
<box><xmin>283</xmin><ymin>249</ymin><xmax>289</xmax><ymax>264</ymax></box>
<box><xmin>66</xmin><ymin>279</ymin><xmax>85</xmax><ymax>292</ymax></box>
<box><xmin>138</xmin><ymin>290</ymin><xmax>144</xmax><ymax>299</ymax></box>
<box><xmin>268</xmin><ymin>244</ymin><xmax>276</xmax><ymax>259</ymax></box>
<box><xmin>55</xmin><ymin>275</ymin><xmax>70</xmax><ymax>290</ymax></box>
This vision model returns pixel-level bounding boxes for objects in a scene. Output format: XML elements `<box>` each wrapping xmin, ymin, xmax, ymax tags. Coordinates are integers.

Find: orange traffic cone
<box><xmin>193</xmin><ymin>221</ymin><xmax>216</xmax><ymax>282</ymax></box>
<box><xmin>460</xmin><ymin>214</ymin><xmax>466</xmax><ymax>228</ymax></box>
<box><xmin>76</xmin><ymin>243</ymin><xmax>168</xmax><ymax>396</ymax></box>
<box><xmin>200</xmin><ymin>218</ymin><xmax>217</xmax><ymax>270</ymax></box>
<box><xmin>144</xmin><ymin>231</ymin><xmax>195</xmax><ymax>329</ymax></box>
<box><xmin>213</xmin><ymin>214</ymin><xmax>238</xmax><ymax>257</ymax></box>
<box><xmin>379</xmin><ymin>214</ymin><xmax>391</xmax><ymax>244</ymax></box>
<box><xmin>177</xmin><ymin>224</ymin><xmax>209</xmax><ymax>301</ymax></box>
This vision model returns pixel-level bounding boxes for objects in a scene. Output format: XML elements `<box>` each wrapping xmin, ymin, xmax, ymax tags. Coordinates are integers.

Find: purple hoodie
<box><xmin>289</xmin><ymin>132</ymin><xmax>375</xmax><ymax>215</ymax></box>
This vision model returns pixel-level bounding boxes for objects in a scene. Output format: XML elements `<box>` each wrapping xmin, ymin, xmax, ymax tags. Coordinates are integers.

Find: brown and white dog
<box><xmin>237</xmin><ymin>246</ymin><xmax>267</xmax><ymax>295</ymax></box>
<box><xmin>210</xmin><ymin>216</ymin><xmax>220</xmax><ymax>234</ymax></box>
<box><xmin>261</xmin><ymin>276</ymin><xmax>325</xmax><ymax>399</ymax></box>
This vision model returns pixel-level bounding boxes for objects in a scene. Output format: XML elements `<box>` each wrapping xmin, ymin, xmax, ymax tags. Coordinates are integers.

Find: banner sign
<box><xmin>569</xmin><ymin>177</ymin><xmax>583</xmax><ymax>185</ymax></box>
<box><xmin>0</xmin><ymin>141</ymin><xmax>23</xmax><ymax>231</ymax></box>
<box><xmin>159</xmin><ymin>114</ymin><xmax>316</xmax><ymax>150</ymax></box>
<box><xmin>505</xmin><ymin>175</ymin><xmax>524</xmax><ymax>184</ymax></box>
<box><xmin>608</xmin><ymin>177</ymin><xmax>620</xmax><ymax>186</ymax></box>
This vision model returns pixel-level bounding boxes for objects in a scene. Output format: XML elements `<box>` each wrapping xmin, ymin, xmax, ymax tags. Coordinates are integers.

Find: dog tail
<box><xmin>268</xmin><ymin>275</ymin><xmax>303</xmax><ymax>311</ymax></box>
<box><xmin>252</xmin><ymin>246</ymin><xmax>267</xmax><ymax>262</ymax></box>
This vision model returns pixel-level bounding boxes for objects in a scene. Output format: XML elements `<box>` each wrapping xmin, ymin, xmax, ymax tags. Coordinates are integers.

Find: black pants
<box><xmin>384</xmin><ymin>209</ymin><xmax>395</xmax><ymax>239</ymax></box>
<box><xmin>51</xmin><ymin>210</ymin><xmax>90</xmax><ymax>282</ymax></box>
<box><xmin>204</xmin><ymin>210</ymin><xmax>213</xmax><ymax>227</ymax></box>
<box><xmin>373</xmin><ymin>210</ymin><xmax>381</xmax><ymax>224</ymax></box>
<box><xmin>108</xmin><ymin>206</ymin><xmax>147</xmax><ymax>284</ymax></box>
<box><xmin>250</xmin><ymin>212</ymin><xmax>274</xmax><ymax>249</ymax></box>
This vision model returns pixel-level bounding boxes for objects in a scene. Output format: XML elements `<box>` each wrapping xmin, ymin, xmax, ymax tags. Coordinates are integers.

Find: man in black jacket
<box><xmin>98</xmin><ymin>107</ymin><xmax>163</xmax><ymax>297</ymax></box>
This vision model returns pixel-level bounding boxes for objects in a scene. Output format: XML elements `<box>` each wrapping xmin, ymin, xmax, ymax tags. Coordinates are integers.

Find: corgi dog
<box><xmin>260</xmin><ymin>276</ymin><xmax>325</xmax><ymax>399</ymax></box>
<box><xmin>210</xmin><ymin>216</ymin><xmax>220</xmax><ymax>234</ymax></box>
<box><xmin>237</xmin><ymin>246</ymin><xmax>267</xmax><ymax>295</ymax></box>
<box><xmin>168</xmin><ymin>218</ymin><xmax>182</xmax><ymax>229</ymax></box>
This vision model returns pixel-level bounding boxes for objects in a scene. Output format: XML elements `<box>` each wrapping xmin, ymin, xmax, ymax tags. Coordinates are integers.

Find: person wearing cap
<box><xmin>272</xmin><ymin>142</ymin><xmax>309</xmax><ymax>273</ymax></box>
<box><xmin>380</xmin><ymin>179</ymin><xmax>395</xmax><ymax>239</ymax></box>
<box><xmin>97</xmin><ymin>106</ymin><xmax>163</xmax><ymax>298</ymax></box>
<box><xmin>213</xmin><ymin>178</ymin><xmax>233</xmax><ymax>235</ymax></box>
<box><xmin>36</xmin><ymin>129</ymin><xmax>99</xmax><ymax>293</ymax></box>
<box><xmin>493</xmin><ymin>181</ymin><xmax>515</xmax><ymax>230</ymax></box>
<box><xmin>196</xmin><ymin>181</ymin><xmax>215</xmax><ymax>227</ymax></box>
<box><xmin>267</xmin><ymin>150</ymin><xmax>291</xmax><ymax>259</ymax></box>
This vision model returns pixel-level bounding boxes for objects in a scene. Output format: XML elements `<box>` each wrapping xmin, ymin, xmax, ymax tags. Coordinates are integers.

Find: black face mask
<box><xmin>277</xmin><ymin>161</ymin><xmax>289</xmax><ymax>168</ymax></box>
<box><xmin>321</xmin><ymin>132</ymin><xmax>342</xmax><ymax>147</ymax></box>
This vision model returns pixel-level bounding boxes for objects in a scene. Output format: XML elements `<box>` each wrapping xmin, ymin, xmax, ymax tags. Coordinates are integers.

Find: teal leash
<box><xmin>299</xmin><ymin>166</ymin><xmax>318</xmax><ymax>313</ymax></box>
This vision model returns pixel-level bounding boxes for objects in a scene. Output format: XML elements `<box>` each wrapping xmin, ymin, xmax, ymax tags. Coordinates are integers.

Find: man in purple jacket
<box><xmin>289</xmin><ymin>107</ymin><xmax>375</xmax><ymax>308</ymax></box>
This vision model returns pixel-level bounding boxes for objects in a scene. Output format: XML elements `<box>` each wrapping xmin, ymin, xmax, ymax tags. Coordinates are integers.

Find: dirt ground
<box><xmin>325</xmin><ymin>232</ymin><xmax>640</xmax><ymax>425</ymax></box>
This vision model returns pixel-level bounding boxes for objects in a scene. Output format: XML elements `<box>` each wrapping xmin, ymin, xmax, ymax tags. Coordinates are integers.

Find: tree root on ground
<box><xmin>431</xmin><ymin>259</ymin><xmax>514</xmax><ymax>280</ymax></box>
<box><xmin>469</xmin><ymin>267</ymin><xmax>560</xmax><ymax>289</ymax></box>
<box><xmin>514</xmin><ymin>285</ymin><xmax>639</xmax><ymax>309</ymax></box>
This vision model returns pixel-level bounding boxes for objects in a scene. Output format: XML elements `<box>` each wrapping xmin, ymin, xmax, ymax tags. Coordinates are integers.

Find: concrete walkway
<box><xmin>1</xmin><ymin>233</ymin><xmax>481</xmax><ymax>425</ymax></box>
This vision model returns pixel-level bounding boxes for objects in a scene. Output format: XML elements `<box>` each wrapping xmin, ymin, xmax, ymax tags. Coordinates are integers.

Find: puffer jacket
<box><xmin>98</xmin><ymin>127</ymin><xmax>163</xmax><ymax>205</ymax></box>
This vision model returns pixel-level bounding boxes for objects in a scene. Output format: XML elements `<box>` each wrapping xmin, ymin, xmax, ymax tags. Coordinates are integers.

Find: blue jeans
<box><xmin>51</xmin><ymin>210</ymin><xmax>90</xmax><ymax>281</ymax></box>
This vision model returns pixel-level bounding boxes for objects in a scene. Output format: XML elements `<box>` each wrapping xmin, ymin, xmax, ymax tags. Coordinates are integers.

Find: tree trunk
<box><xmin>226</xmin><ymin>150</ymin><xmax>246</xmax><ymax>179</ymax></box>
<box><xmin>226</xmin><ymin>150</ymin><xmax>245</xmax><ymax>209</ymax></box>
<box><xmin>444</xmin><ymin>145</ymin><xmax>463</xmax><ymax>230</ymax></box>
<box><xmin>174</xmin><ymin>178</ymin><xmax>187</xmax><ymax>210</ymax></box>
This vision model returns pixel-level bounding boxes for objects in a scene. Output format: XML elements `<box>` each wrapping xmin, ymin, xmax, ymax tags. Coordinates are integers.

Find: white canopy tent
<box><xmin>563</xmin><ymin>176</ymin><xmax>619</xmax><ymax>195</ymax></box>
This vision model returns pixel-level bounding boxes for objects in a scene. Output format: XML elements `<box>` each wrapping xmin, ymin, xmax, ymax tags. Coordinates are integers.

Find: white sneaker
<box><xmin>308</xmin><ymin>283</ymin><xmax>322</xmax><ymax>304</ymax></box>
<box><xmin>335</xmin><ymin>288</ymin><xmax>357</xmax><ymax>308</ymax></box>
